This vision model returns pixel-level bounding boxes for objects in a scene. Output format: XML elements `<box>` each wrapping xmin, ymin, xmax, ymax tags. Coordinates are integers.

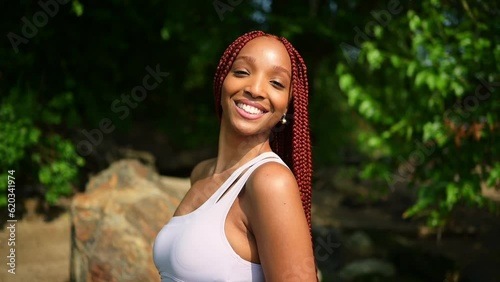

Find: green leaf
<box><xmin>415</xmin><ymin>71</ymin><xmax>427</xmax><ymax>87</ymax></box>
<box><xmin>161</xmin><ymin>26</ymin><xmax>170</xmax><ymax>41</ymax></box>
<box><xmin>409</xmin><ymin>13</ymin><xmax>421</xmax><ymax>32</ymax></box>
<box><xmin>407</xmin><ymin>61</ymin><xmax>418</xmax><ymax>77</ymax></box>
<box><xmin>451</xmin><ymin>81</ymin><xmax>465</xmax><ymax>97</ymax></box>
<box><xmin>72</xmin><ymin>0</ymin><xmax>84</xmax><ymax>17</ymax></box>
<box><xmin>339</xmin><ymin>74</ymin><xmax>355</xmax><ymax>91</ymax></box>
<box><xmin>390</xmin><ymin>55</ymin><xmax>401</xmax><ymax>67</ymax></box>
<box><xmin>366</xmin><ymin>49</ymin><xmax>383</xmax><ymax>70</ymax></box>
<box><xmin>445</xmin><ymin>183</ymin><xmax>459</xmax><ymax>210</ymax></box>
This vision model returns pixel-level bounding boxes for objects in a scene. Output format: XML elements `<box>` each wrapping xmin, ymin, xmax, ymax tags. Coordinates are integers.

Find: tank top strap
<box><xmin>206</xmin><ymin>152</ymin><xmax>279</xmax><ymax>206</ymax></box>
<box><xmin>214</xmin><ymin>152</ymin><xmax>289</xmax><ymax>209</ymax></box>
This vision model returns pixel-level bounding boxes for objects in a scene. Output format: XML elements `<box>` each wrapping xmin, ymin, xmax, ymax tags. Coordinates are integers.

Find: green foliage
<box><xmin>0</xmin><ymin>94</ymin><xmax>41</xmax><ymax>206</ymax></box>
<box><xmin>336</xmin><ymin>0</ymin><xmax>500</xmax><ymax>227</ymax></box>
<box><xmin>36</xmin><ymin>135</ymin><xmax>84</xmax><ymax>204</ymax></box>
<box><xmin>0</xmin><ymin>88</ymin><xmax>84</xmax><ymax>205</ymax></box>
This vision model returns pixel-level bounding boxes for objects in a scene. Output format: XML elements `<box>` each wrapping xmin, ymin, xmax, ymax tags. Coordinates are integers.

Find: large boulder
<box><xmin>70</xmin><ymin>159</ymin><xmax>189</xmax><ymax>282</ymax></box>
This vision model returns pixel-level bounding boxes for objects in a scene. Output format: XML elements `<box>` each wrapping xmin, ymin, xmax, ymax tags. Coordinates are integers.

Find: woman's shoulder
<box><xmin>190</xmin><ymin>158</ymin><xmax>216</xmax><ymax>185</ymax></box>
<box><xmin>247</xmin><ymin>160</ymin><xmax>298</xmax><ymax>195</ymax></box>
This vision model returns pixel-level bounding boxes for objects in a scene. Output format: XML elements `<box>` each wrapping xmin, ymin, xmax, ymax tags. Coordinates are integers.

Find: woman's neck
<box><xmin>212</xmin><ymin>121</ymin><xmax>272</xmax><ymax>175</ymax></box>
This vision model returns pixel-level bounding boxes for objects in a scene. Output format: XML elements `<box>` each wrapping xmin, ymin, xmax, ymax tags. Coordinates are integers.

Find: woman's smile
<box><xmin>234</xmin><ymin>100</ymin><xmax>268</xmax><ymax>120</ymax></box>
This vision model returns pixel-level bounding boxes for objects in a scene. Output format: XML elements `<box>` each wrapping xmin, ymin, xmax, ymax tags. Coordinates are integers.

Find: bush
<box><xmin>335</xmin><ymin>1</ymin><xmax>500</xmax><ymax>227</ymax></box>
<box><xmin>0</xmin><ymin>88</ymin><xmax>84</xmax><ymax>206</ymax></box>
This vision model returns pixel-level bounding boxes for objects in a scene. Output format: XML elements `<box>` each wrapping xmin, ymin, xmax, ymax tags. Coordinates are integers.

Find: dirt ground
<box><xmin>0</xmin><ymin>210</ymin><xmax>71</xmax><ymax>282</ymax></box>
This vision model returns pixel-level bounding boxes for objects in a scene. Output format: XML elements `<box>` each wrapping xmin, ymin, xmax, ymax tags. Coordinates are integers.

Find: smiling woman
<box><xmin>153</xmin><ymin>30</ymin><xmax>317</xmax><ymax>282</ymax></box>
<box><xmin>221</xmin><ymin>38</ymin><xmax>292</xmax><ymax>136</ymax></box>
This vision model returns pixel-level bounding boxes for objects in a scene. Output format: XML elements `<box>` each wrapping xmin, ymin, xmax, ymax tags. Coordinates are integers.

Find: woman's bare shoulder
<box><xmin>249</xmin><ymin>161</ymin><xmax>297</xmax><ymax>190</ymax></box>
<box><xmin>244</xmin><ymin>161</ymin><xmax>300</xmax><ymax>212</ymax></box>
<box><xmin>190</xmin><ymin>158</ymin><xmax>216</xmax><ymax>185</ymax></box>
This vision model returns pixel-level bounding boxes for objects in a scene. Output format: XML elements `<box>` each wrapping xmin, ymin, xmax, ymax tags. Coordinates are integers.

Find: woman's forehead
<box><xmin>236</xmin><ymin>37</ymin><xmax>291</xmax><ymax>69</ymax></box>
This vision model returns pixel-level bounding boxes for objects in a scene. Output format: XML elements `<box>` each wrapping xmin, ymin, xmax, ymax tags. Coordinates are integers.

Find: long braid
<box><xmin>213</xmin><ymin>31</ymin><xmax>313</xmax><ymax>235</ymax></box>
<box><xmin>280</xmin><ymin>37</ymin><xmax>313</xmax><ymax>233</ymax></box>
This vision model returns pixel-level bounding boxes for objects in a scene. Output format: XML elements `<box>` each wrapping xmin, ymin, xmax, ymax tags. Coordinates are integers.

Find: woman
<box><xmin>153</xmin><ymin>30</ymin><xmax>316</xmax><ymax>281</ymax></box>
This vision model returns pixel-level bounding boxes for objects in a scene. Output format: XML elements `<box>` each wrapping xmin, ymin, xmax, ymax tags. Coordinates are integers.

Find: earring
<box><xmin>281</xmin><ymin>114</ymin><xmax>287</xmax><ymax>125</ymax></box>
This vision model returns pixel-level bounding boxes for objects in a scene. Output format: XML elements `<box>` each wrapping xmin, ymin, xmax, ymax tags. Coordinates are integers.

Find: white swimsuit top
<box><xmin>153</xmin><ymin>152</ymin><xmax>288</xmax><ymax>282</ymax></box>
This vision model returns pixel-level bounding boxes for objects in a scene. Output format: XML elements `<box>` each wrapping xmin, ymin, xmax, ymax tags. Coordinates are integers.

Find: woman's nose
<box><xmin>244</xmin><ymin>76</ymin><xmax>266</xmax><ymax>98</ymax></box>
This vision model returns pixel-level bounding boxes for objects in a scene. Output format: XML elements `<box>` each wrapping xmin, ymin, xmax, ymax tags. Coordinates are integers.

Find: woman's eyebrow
<box><xmin>273</xmin><ymin>65</ymin><xmax>291</xmax><ymax>79</ymax></box>
<box><xmin>235</xmin><ymin>55</ymin><xmax>256</xmax><ymax>63</ymax></box>
<box><xmin>235</xmin><ymin>55</ymin><xmax>291</xmax><ymax>78</ymax></box>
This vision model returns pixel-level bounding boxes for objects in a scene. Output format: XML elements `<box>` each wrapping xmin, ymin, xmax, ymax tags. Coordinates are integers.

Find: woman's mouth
<box><xmin>234</xmin><ymin>101</ymin><xmax>267</xmax><ymax>120</ymax></box>
<box><xmin>236</xmin><ymin>102</ymin><xmax>265</xmax><ymax>114</ymax></box>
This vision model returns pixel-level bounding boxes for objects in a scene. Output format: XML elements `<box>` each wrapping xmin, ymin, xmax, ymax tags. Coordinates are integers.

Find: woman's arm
<box><xmin>245</xmin><ymin>162</ymin><xmax>317</xmax><ymax>282</ymax></box>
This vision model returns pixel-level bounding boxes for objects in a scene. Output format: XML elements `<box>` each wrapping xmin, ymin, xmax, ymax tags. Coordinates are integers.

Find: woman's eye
<box><xmin>271</xmin><ymin>81</ymin><xmax>285</xmax><ymax>89</ymax></box>
<box><xmin>233</xmin><ymin>70</ymin><xmax>248</xmax><ymax>76</ymax></box>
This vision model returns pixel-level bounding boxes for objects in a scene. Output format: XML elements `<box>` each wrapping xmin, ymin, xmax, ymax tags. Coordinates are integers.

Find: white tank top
<box><xmin>153</xmin><ymin>152</ymin><xmax>288</xmax><ymax>282</ymax></box>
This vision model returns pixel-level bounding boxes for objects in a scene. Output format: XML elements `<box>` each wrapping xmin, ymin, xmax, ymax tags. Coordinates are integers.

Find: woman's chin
<box><xmin>232</xmin><ymin>123</ymin><xmax>271</xmax><ymax>138</ymax></box>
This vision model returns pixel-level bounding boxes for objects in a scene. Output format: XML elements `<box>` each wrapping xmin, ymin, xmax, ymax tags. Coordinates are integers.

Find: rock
<box><xmin>70</xmin><ymin>159</ymin><xmax>189</xmax><ymax>282</ymax></box>
<box><xmin>338</xmin><ymin>258</ymin><xmax>396</xmax><ymax>281</ymax></box>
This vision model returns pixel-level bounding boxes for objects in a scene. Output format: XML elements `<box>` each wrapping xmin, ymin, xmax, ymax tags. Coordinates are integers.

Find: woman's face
<box><xmin>220</xmin><ymin>36</ymin><xmax>292</xmax><ymax>137</ymax></box>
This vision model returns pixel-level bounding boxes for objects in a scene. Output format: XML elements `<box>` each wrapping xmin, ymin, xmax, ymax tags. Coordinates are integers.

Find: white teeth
<box><xmin>237</xmin><ymin>102</ymin><xmax>264</xmax><ymax>115</ymax></box>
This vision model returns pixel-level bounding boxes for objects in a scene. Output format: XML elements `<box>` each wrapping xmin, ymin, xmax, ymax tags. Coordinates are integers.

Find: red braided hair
<box><xmin>213</xmin><ymin>31</ymin><xmax>313</xmax><ymax>235</ymax></box>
